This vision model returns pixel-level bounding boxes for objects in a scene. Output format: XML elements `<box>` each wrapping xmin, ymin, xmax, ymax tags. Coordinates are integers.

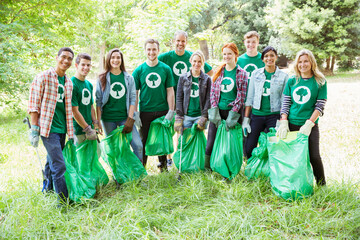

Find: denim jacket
<box><xmin>245</xmin><ymin>67</ymin><xmax>288</xmax><ymax>112</ymax></box>
<box><xmin>95</xmin><ymin>71</ymin><xmax>136</xmax><ymax>113</ymax></box>
<box><xmin>176</xmin><ymin>70</ymin><xmax>211</xmax><ymax>119</ymax></box>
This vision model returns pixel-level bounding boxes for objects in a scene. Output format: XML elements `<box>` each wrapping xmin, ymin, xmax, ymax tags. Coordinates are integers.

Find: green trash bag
<box><xmin>145</xmin><ymin>116</ymin><xmax>175</xmax><ymax>156</ymax></box>
<box><xmin>267</xmin><ymin>131</ymin><xmax>314</xmax><ymax>201</ymax></box>
<box><xmin>101</xmin><ymin>126</ymin><xmax>147</xmax><ymax>184</ymax></box>
<box><xmin>173</xmin><ymin>123</ymin><xmax>206</xmax><ymax>173</ymax></box>
<box><xmin>210</xmin><ymin>120</ymin><xmax>243</xmax><ymax>180</ymax></box>
<box><xmin>76</xmin><ymin>140</ymin><xmax>109</xmax><ymax>189</ymax></box>
<box><xmin>63</xmin><ymin>141</ymin><xmax>96</xmax><ymax>202</ymax></box>
<box><xmin>244</xmin><ymin>132</ymin><xmax>270</xmax><ymax>180</ymax></box>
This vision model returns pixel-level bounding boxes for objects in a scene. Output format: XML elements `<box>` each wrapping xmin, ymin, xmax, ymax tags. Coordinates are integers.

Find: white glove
<box><xmin>242</xmin><ymin>117</ymin><xmax>251</xmax><ymax>137</ymax></box>
<box><xmin>276</xmin><ymin>120</ymin><xmax>289</xmax><ymax>139</ymax></box>
<box><xmin>133</xmin><ymin>111</ymin><xmax>142</xmax><ymax>128</ymax></box>
<box><xmin>165</xmin><ymin>110</ymin><xmax>175</xmax><ymax>121</ymax></box>
<box><xmin>299</xmin><ymin>120</ymin><xmax>315</xmax><ymax>136</ymax></box>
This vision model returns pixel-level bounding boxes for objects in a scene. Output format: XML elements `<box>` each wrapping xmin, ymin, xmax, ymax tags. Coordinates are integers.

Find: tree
<box><xmin>112</xmin><ymin>84</ymin><xmax>123</xmax><ymax>97</ymax></box>
<box><xmin>266</xmin><ymin>0</ymin><xmax>360</xmax><ymax>74</ymax></box>
<box><xmin>191</xmin><ymin>83</ymin><xmax>199</xmax><ymax>96</ymax></box>
<box><xmin>148</xmin><ymin>74</ymin><xmax>158</xmax><ymax>86</ymax></box>
<box><xmin>176</xmin><ymin>63</ymin><xmax>186</xmax><ymax>74</ymax></box>
<box><xmin>222</xmin><ymin>79</ymin><xmax>232</xmax><ymax>91</ymax></box>
<box><xmin>296</xmin><ymin>88</ymin><xmax>308</xmax><ymax>102</ymax></box>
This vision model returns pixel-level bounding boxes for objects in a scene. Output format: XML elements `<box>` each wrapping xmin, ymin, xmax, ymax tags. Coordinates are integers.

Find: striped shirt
<box><xmin>210</xmin><ymin>65</ymin><xmax>248</xmax><ymax>112</ymax></box>
<box><xmin>28</xmin><ymin>67</ymin><xmax>74</xmax><ymax>138</ymax></box>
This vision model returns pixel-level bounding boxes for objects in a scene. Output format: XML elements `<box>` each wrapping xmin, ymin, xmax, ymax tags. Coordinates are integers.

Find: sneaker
<box><xmin>157</xmin><ymin>162</ymin><xmax>168</xmax><ymax>173</ymax></box>
<box><xmin>167</xmin><ymin>158</ymin><xmax>173</xmax><ymax>167</ymax></box>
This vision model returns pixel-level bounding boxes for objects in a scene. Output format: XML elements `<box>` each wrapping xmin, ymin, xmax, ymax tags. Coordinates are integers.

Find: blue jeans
<box><xmin>183</xmin><ymin>115</ymin><xmax>201</xmax><ymax>128</ymax></box>
<box><xmin>245</xmin><ymin>113</ymin><xmax>279</xmax><ymax>158</ymax></box>
<box><xmin>102</xmin><ymin>120</ymin><xmax>143</xmax><ymax>161</ymax></box>
<box><xmin>41</xmin><ymin>133</ymin><xmax>68</xmax><ymax>202</ymax></box>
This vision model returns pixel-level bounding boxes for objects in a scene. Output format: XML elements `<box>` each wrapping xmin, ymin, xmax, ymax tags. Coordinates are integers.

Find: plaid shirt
<box><xmin>210</xmin><ymin>65</ymin><xmax>248</xmax><ymax>112</ymax></box>
<box><xmin>28</xmin><ymin>67</ymin><xmax>74</xmax><ymax>138</ymax></box>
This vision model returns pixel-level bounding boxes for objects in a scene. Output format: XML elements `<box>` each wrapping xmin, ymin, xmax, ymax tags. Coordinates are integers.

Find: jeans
<box><xmin>139</xmin><ymin>110</ymin><xmax>168</xmax><ymax>167</ymax></box>
<box><xmin>102</xmin><ymin>120</ymin><xmax>143</xmax><ymax>162</ymax></box>
<box><xmin>183</xmin><ymin>115</ymin><xmax>201</xmax><ymax>128</ymax></box>
<box><xmin>245</xmin><ymin>113</ymin><xmax>279</xmax><ymax>158</ymax></box>
<box><xmin>41</xmin><ymin>133</ymin><xmax>68</xmax><ymax>202</ymax></box>
<box><xmin>289</xmin><ymin>123</ymin><xmax>326</xmax><ymax>185</ymax></box>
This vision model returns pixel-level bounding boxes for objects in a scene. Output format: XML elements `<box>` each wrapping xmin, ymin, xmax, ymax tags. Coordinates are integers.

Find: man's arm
<box><xmin>30</xmin><ymin>112</ymin><xmax>39</xmax><ymax>126</ymax></box>
<box><xmin>72</xmin><ymin>106</ymin><xmax>88</xmax><ymax>129</ymax></box>
<box><xmin>166</xmin><ymin>87</ymin><xmax>175</xmax><ymax>110</ymax></box>
<box><xmin>207</xmin><ymin>69</ymin><xmax>214</xmax><ymax>77</ymax></box>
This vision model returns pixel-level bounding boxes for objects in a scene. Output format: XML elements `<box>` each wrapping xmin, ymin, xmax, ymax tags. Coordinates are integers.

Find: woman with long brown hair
<box><xmin>205</xmin><ymin>43</ymin><xmax>248</xmax><ymax>169</ymax></box>
<box><xmin>95</xmin><ymin>48</ymin><xmax>143</xmax><ymax>162</ymax></box>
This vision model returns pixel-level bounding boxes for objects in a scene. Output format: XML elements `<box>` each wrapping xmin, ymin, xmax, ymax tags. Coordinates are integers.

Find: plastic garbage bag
<box><xmin>210</xmin><ymin>120</ymin><xmax>243</xmax><ymax>180</ymax></box>
<box><xmin>63</xmin><ymin>141</ymin><xmax>96</xmax><ymax>202</ymax></box>
<box><xmin>267</xmin><ymin>131</ymin><xmax>314</xmax><ymax>201</ymax></box>
<box><xmin>76</xmin><ymin>139</ymin><xmax>109</xmax><ymax>189</ymax></box>
<box><xmin>101</xmin><ymin>126</ymin><xmax>147</xmax><ymax>184</ymax></box>
<box><xmin>173</xmin><ymin>123</ymin><xmax>206</xmax><ymax>173</ymax></box>
<box><xmin>244</xmin><ymin>132</ymin><xmax>270</xmax><ymax>180</ymax></box>
<box><xmin>145</xmin><ymin>116</ymin><xmax>175</xmax><ymax>156</ymax></box>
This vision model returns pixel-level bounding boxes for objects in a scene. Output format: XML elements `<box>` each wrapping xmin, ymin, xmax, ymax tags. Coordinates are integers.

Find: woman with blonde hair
<box><xmin>277</xmin><ymin>49</ymin><xmax>327</xmax><ymax>185</ymax></box>
<box><xmin>205</xmin><ymin>43</ymin><xmax>248</xmax><ymax>170</ymax></box>
<box><xmin>175</xmin><ymin>51</ymin><xmax>212</xmax><ymax>132</ymax></box>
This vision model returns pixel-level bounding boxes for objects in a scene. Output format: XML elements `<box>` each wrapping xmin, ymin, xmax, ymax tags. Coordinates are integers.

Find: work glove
<box><xmin>225</xmin><ymin>111</ymin><xmax>241</xmax><ymax>131</ymax></box>
<box><xmin>208</xmin><ymin>107</ymin><xmax>221</xmax><ymax>128</ymax></box>
<box><xmin>242</xmin><ymin>117</ymin><xmax>251</xmax><ymax>137</ymax></box>
<box><xmin>174</xmin><ymin>118</ymin><xmax>183</xmax><ymax>134</ymax></box>
<box><xmin>197</xmin><ymin>116</ymin><xmax>208</xmax><ymax>131</ymax></box>
<box><xmin>164</xmin><ymin>110</ymin><xmax>175</xmax><ymax>122</ymax></box>
<box><xmin>122</xmin><ymin>117</ymin><xmax>135</xmax><ymax>134</ymax></box>
<box><xmin>29</xmin><ymin>125</ymin><xmax>40</xmax><ymax>147</ymax></box>
<box><xmin>93</xmin><ymin>120</ymin><xmax>103</xmax><ymax>135</ymax></box>
<box><xmin>83</xmin><ymin>125</ymin><xmax>97</xmax><ymax>140</ymax></box>
<box><xmin>133</xmin><ymin>111</ymin><xmax>142</xmax><ymax>129</ymax></box>
<box><xmin>299</xmin><ymin>120</ymin><xmax>315</xmax><ymax>136</ymax></box>
<box><xmin>276</xmin><ymin>120</ymin><xmax>289</xmax><ymax>139</ymax></box>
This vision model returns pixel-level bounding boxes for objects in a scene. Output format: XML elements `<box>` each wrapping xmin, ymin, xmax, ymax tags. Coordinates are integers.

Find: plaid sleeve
<box><xmin>28</xmin><ymin>73</ymin><xmax>44</xmax><ymax>114</ymax></box>
<box><xmin>231</xmin><ymin>68</ymin><xmax>248</xmax><ymax>113</ymax></box>
<box><xmin>210</xmin><ymin>81</ymin><xmax>217</xmax><ymax>108</ymax></box>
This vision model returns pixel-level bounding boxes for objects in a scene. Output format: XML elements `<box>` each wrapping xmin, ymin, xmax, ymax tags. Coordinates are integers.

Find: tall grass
<box><xmin>1</xmin><ymin>76</ymin><xmax>360</xmax><ymax>239</ymax></box>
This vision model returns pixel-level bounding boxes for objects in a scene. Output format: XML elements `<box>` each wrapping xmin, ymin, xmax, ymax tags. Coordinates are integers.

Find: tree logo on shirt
<box><xmin>262</xmin><ymin>80</ymin><xmax>271</xmax><ymax>97</ymax></box>
<box><xmin>173</xmin><ymin>61</ymin><xmax>188</xmax><ymax>76</ymax></box>
<box><xmin>110</xmin><ymin>82</ymin><xmax>125</xmax><ymax>99</ymax></box>
<box><xmin>57</xmin><ymin>84</ymin><xmax>65</xmax><ymax>103</ymax></box>
<box><xmin>293</xmin><ymin>86</ymin><xmax>311</xmax><ymax>104</ymax></box>
<box><xmin>221</xmin><ymin>77</ymin><xmax>235</xmax><ymax>93</ymax></box>
<box><xmin>244</xmin><ymin>64</ymin><xmax>257</xmax><ymax>76</ymax></box>
<box><xmin>190</xmin><ymin>82</ymin><xmax>199</xmax><ymax>98</ymax></box>
<box><xmin>145</xmin><ymin>73</ymin><xmax>161</xmax><ymax>88</ymax></box>
<box><xmin>81</xmin><ymin>88</ymin><xmax>91</xmax><ymax>105</ymax></box>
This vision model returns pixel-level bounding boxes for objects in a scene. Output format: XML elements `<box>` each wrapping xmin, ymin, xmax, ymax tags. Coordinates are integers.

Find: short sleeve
<box><xmin>317</xmin><ymin>81</ymin><xmax>327</xmax><ymax>100</ymax></box>
<box><xmin>165</xmin><ymin>65</ymin><xmax>175</xmax><ymax>88</ymax></box>
<box><xmin>89</xmin><ymin>82</ymin><xmax>94</xmax><ymax>105</ymax></box>
<box><xmin>204</xmin><ymin>62</ymin><xmax>212</xmax><ymax>73</ymax></box>
<box><xmin>283</xmin><ymin>77</ymin><xmax>294</xmax><ymax>96</ymax></box>
<box><xmin>132</xmin><ymin>67</ymin><xmax>141</xmax><ymax>90</ymax></box>
<box><xmin>71</xmin><ymin>84</ymin><xmax>79</xmax><ymax>107</ymax></box>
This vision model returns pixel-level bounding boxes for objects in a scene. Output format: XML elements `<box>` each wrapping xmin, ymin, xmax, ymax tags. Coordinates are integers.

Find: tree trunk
<box><xmin>199</xmin><ymin>40</ymin><xmax>210</xmax><ymax>60</ymax></box>
<box><xmin>330</xmin><ymin>56</ymin><xmax>336</xmax><ymax>73</ymax></box>
<box><xmin>99</xmin><ymin>41</ymin><xmax>106</xmax><ymax>74</ymax></box>
<box><xmin>325</xmin><ymin>57</ymin><xmax>331</xmax><ymax>70</ymax></box>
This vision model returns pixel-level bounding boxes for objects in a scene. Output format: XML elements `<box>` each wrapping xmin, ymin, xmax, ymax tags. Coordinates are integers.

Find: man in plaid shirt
<box><xmin>28</xmin><ymin>47</ymin><xmax>75</xmax><ymax>204</ymax></box>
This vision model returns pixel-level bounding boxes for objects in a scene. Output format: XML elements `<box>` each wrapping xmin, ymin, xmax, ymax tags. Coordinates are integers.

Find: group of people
<box><xmin>27</xmin><ymin>30</ymin><xmax>327</xmax><ymax>203</ymax></box>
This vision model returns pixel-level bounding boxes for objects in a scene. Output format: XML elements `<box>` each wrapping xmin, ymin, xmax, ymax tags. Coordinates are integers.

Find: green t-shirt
<box><xmin>187</xmin><ymin>77</ymin><xmax>201</xmax><ymax>117</ymax></box>
<box><xmin>102</xmin><ymin>72</ymin><xmax>128</xmax><ymax>122</ymax></box>
<box><xmin>252</xmin><ymin>70</ymin><xmax>277</xmax><ymax>116</ymax></box>
<box><xmin>218</xmin><ymin>66</ymin><xmax>237</xmax><ymax>110</ymax></box>
<box><xmin>237</xmin><ymin>52</ymin><xmax>265</xmax><ymax>78</ymax></box>
<box><xmin>283</xmin><ymin>76</ymin><xmax>327</xmax><ymax>125</ymax></box>
<box><xmin>158</xmin><ymin>50</ymin><xmax>212</xmax><ymax>91</ymax></box>
<box><xmin>133</xmin><ymin>61</ymin><xmax>175</xmax><ymax>112</ymax></box>
<box><xmin>71</xmin><ymin>76</ymin><xmax>94</xmax><ymax>135</ymax></box>
<box><xmin>50</xmin><ymin>76</ymin><xmax>67</xmax><ymax>134</ymax></box>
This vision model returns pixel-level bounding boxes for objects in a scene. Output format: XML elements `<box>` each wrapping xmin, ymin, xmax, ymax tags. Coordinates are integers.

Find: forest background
<box><xmin>1</xmin><ymin>0</ymin><xmax>360</xmax><ymax>113</ymax></box>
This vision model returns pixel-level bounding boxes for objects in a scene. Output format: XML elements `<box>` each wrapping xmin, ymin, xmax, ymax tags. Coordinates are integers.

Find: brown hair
<box><xmin>75</xmin><ymin>53</ymin><xmax>91</xmax><ymax>64</ymax></box>
<box><xmin>99</xmin><ymin>48</ymin><xmax>126</xmax><ymax>91</ymax></box>
<box><xmin>244</xmin><ymin>31</ymin><xmax>260</xmax><ymax>41</ymax></box>
<box><xmin>144</xmin><ymin>38</ymin><xmax>160</xmax><ymax>50</ymax></box>
<box><xmin>212</xmin><ymin>43</ymin><xmax>239</xmax><ymax>82</ymax></box>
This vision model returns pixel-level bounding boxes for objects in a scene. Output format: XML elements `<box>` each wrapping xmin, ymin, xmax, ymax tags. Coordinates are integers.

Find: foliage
<box><xmin>265</xmin><ymin>0</ymin><xmax>360</xmax><ymax>69</ymax></box>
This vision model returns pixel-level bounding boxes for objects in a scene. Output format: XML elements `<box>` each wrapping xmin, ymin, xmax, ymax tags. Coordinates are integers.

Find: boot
<box><xmin>204</xmin><ymin>154</ymin><xmax>211</xmax><ymax>171</ymax></box>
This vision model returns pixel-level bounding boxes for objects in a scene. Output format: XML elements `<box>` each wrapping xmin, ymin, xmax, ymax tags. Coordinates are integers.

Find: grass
<box><xmin>1</xmin><ymin>74</ymin><xmax>360</xmax><ymax>239</ymax></box>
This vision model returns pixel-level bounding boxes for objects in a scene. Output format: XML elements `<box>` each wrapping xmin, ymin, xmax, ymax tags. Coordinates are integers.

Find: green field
<box><xmin>1</xmin><ymin>74</ymin><xmax>360</xmax><ymax>239</ymax></box>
